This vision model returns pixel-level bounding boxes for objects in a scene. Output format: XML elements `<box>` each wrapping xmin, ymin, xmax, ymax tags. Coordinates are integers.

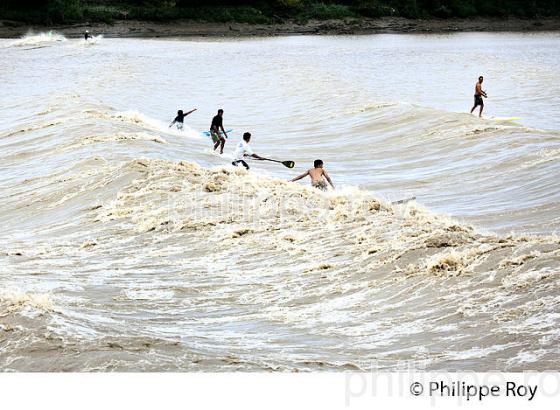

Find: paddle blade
<box><xmin>282</xmin><ymin>161</ymin><xmax>295</xmax><ymax>169</ymax></box>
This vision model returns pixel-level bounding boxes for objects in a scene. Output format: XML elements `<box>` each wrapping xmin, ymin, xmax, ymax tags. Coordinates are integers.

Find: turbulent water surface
<box><xmin>1</xmin><ymin>32</ymin><xmax>559</xmax><ymax>371</ymax></box>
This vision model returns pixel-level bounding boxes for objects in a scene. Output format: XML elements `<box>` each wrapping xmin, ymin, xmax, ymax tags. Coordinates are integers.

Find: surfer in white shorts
<box><xmin>232</xmin><ymin>132</ymin><xmax>266</xmax><ymax>170</ymax></box>
<box><xmin>290</xmin><ymin>159</ymin><xmax>334</xmax><ymax>191</ymax></box>
<box><xmin>169</xmin><ymin>108</ymin><xmax>196</xmax><ymax>130</ymax></box>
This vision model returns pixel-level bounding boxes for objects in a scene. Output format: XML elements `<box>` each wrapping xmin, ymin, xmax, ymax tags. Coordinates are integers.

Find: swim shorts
<box><xmin>312</xmin><ymin>180</ymin><xmax>328</xmax><ymax>191</ymax></box>
<box><xmin>474</xmin><ymin>94</ymin><xmax>484</xmax><ymax>107</ymax></box>
<box><xmin>210</xmin><ymin>130</ymin><xmax>220</xmax><ymax>143</ymax></box>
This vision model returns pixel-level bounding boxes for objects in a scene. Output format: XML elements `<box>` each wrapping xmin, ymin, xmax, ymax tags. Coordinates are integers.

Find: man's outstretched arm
<box><xmin>250</xmin><ymin>153</ymin><xmax>266</xmax><ymax>161</ymax></box>
<box><xmin>290</xmin><ymin>170</ymin><xmax>309</xmax><ymax>182</ymax></box>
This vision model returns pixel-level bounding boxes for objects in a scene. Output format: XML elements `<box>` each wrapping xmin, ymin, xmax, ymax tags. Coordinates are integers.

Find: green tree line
<box><xmin>1</xmin><ymin>0</ymin><xmax>559</xmax><ymax>24</ymax></box>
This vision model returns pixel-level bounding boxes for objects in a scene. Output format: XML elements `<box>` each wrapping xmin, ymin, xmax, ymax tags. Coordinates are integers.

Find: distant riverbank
<box><xmin>1</xmin><ymin>16</ymin><xmax>559</xmax><ymax>38</ymax></box>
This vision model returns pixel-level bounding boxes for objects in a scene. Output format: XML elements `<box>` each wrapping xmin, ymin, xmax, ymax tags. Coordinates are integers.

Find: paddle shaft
<box><xmin>247</xmin><ymin>157</ymin><xmax>283</xmax><ymax>164</ymax></box>
<box><xmin>247</xmin><ymin>157</ymin><xmax>294</xmax><ymax>168</ymax></box>
<box><xmin>260</xmin><ymin>158</ymin><xmax>283</xmax><ymax>164</ymax></box>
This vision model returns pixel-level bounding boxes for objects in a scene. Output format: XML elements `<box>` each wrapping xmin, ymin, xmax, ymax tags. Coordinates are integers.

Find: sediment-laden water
<box><xmin>1</xmin><ymin>32</ymin><xmax>559</xmax><ymax>371</ymax></box>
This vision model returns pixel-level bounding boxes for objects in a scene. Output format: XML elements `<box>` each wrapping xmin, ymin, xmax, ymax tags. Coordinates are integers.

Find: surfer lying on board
<box><xmin>210</xmin><ymin>109</ymin><xmax>228</xmax><ymax>155</ymax></box>
<box><xmin>470</xmin><ymin>76</ymin><xmax>488</xmax><ymax>117</ymax></box>
<box><xmin>290</xmin><ymin>160</ymin><xmax>334</xmax><ymax>191</ymax></box>
<box><xmin>232</xmin><ymin>132</ymin><xmax>266</xmax><ymax>170</ymax></box>
<box><xmin>169</xmin><ymin>108</ymin><xmax>197</xmax><ymax>130</ymax></box>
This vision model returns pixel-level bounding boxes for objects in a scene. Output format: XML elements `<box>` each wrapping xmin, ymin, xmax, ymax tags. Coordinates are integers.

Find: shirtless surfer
<box><xmin>470</xmin><ymin>76</ymin><xmax>488</xmax><ymax>117</ymax></box>
<box><xmin>290</xmin><ymin>159</ymin><xmax>334</xmax><ymax>191</ymax></box>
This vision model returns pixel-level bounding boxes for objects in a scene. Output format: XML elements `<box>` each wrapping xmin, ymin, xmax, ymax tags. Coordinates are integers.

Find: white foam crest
<box><xmin>67</xmin><ymin>35</ymin><xmax>104</xmax><ymax>48</ymax></box>
<box><xmin>8</xmin><ymin>30</ymin><xmax>67</xmax><ymax>47</ymax></box>
<box><xmin>502</xmin><ymin>267</ymin><xmax>558</xmax><ymax>290</ymax></box>
<box><xmin>0</xmin><ymin>288</ymin><xmax>54</xmax><ymax>312</ymax></box>
<box><xmin>88</xmin><ymin>109</ymin><xmax>201</xmax><ymax>140</ymax></box>
<box><xmin>82</xmin><ymin>35</ymin><xmax>103</xmax><ymax>46</ymax></box>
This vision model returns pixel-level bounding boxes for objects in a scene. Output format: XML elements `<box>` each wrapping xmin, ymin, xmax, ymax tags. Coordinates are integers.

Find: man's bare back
<box><xmin>290</xmin><ymin>160</ymin><xmax>334</xmax><ymax>191</ymax></box>
<box><xmin>308</xmin><ymin>167</ymin><xmax>326</xmax><ymax>183</ymax></box>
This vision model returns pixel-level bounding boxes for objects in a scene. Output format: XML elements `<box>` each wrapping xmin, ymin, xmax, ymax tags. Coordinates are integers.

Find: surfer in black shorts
<box><xmin>470</xmin><ymin>76</ymin><xmax>488</xmax><ymax>117</ymax></box>
<box><xmin>210</xmin><ymin>109</ymin><xmax>228</xmax><ymax>154</ymax></box>
<box><xmin>84</xmin><ymin>30</ymin><xmax>91</xmax><ymax>41</ymax></box>
<box><xmin>169</xmin><ymin>108</ymin><xmax>196</xmax><ymax>130</ymax></box>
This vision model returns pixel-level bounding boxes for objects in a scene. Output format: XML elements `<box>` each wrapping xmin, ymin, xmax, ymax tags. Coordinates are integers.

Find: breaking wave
<box><xmin>8</xmin><ymin>31</ymin><xmax>67</xmax><ymax>47</ymax></box>
<box><xmin>1</xmin><ymin>141</ymin><xmax>559</xmax><ymax>370</ymax></box>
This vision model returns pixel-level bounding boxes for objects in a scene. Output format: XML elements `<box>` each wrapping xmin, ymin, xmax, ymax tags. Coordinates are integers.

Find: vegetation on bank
<box><xmin>1</xmin><ymin>0</ymin><xmax>559</xmax><ymax>25</ymax></box>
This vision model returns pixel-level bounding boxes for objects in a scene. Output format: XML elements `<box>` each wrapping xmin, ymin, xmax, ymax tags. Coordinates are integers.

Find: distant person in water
<box><xmin>84</xmin><ymin>30</ymin><xmax>91</xmax><ymax>41</ymax></box>
<box><xmin>210</xmin><ymin>109</ymin><xmax>228</xmax><ymax>154</ymax></box>
<box><xmin>470</xmin><ymin>75</ymin><xmax>488</xmax><ymax>117</ymax></box>
<box><xmin>232</xmin><ymin>132</ymin><xmax>265</xmax><ymax>170</ymax></box>
<box><xmin>169</xmin><ymin>108</ymin><xmax>196</xmax><ymax>130</ymax></box>
<box><xmin>290</xmin><ymin>159</ymin><xmax>334</xmax><ymax>191</ymax></box>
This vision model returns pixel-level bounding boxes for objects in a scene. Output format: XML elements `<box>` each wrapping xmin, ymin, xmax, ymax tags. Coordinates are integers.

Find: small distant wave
<box><xmin>348</xmin><ymin>102</ymin><xmax>556</xmax><ymax>141</ymax></box>
<box><xmin>52</xmin><ymin>131</ymin><xmax>168</xmax><ymax>155</ymax></box>
<box><xmin>85</xmin><ymin>35</ymin><xmax>103</xmax><ymax>45</ymax></box>
<box><xmin>344</xmin><ymin>101</ymin><xmax>399</xmax><ymax>115</ymax></box>
<box><xmin>8</xmin><ymin>30</ymin><xmax>67</xmax><ymax>47</ymax></box>
<box><xmin>0</xmin><ymin>288</ymin><xmax>54</xmax><ymax>313</ymax></box>
<box><xmin>37</xmin><ymin>106</ymin><xmax>57</xmax><ymax>116</ymax></box>
<box><xmin>74</xmin><ymin>35</ymin><xmax>104</xmax><ymax>47</ymax></box>
<box><xmin>0</xmin><ymin>119</ymin><xmax>66</xmax><ymax>139</ymax></box>
<box><xmin>81</xmin><ymin>132</ymin><xmax>167</xmax><ymax>146</ymax></box>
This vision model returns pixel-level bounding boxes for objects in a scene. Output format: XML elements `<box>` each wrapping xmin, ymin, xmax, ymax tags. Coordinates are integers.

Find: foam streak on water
<box><xmin>0</xmin><ymin>33</ymin><xmax>559</xmax><ymax>371</ymax></box>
